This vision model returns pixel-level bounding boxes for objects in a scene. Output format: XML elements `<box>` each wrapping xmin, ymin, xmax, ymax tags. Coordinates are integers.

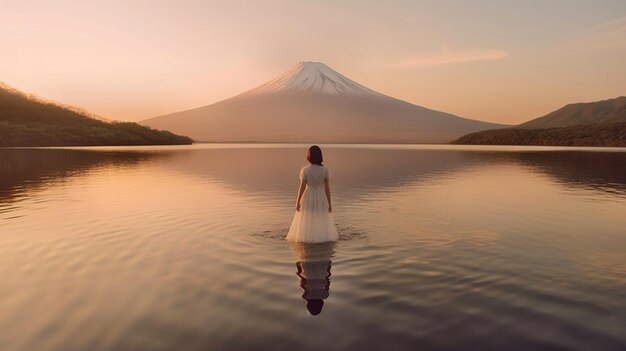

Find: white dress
<box><xmin>286</xmin><ymin>164</ymin><xmax>339</xmax><ymax>243</ymax></box>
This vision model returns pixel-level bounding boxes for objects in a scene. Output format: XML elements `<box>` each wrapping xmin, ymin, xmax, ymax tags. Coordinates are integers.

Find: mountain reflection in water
<box><xmin>2</xmin><ymin>146</ymin><xmax>626</xmax><ymax>210</ymax></box>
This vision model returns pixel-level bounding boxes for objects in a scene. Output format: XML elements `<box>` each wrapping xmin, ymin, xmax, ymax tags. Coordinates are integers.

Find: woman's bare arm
<box><xmin>324</xmin><ymin>178</ymin><xmax>332</xmax><ymax>213</ymax></box>
<box><xmin>296</xmin><ymin>179</ymin><xmax>307</xmax><ymax>211</ymax></box>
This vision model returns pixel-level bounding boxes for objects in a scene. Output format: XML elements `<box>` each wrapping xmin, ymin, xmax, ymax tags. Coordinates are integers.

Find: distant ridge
<box><xmin>517</xmin><ymin>96</ymin><xmax>626</xmax><ymax>129</ymax></box>
<box><xmin>453</xmin><ymin>96</ymin><xmax>626</xmax><ymax>147</ymax></box>
<box><xmin>0</xmin><ymin>83</ymin><xmax>192</xmax><ymax>146</ymax></box>
<box><xmin>142</xmin><ymin>62</ymin><xmax>507</xmax><ymax>143</ymax></box>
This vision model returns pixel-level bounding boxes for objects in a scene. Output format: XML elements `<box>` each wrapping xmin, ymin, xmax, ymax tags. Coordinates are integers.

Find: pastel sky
<box><xmin>1</xmin><ymin>0</ymin><xmax>625</xmax><ymax>124</ymax></box>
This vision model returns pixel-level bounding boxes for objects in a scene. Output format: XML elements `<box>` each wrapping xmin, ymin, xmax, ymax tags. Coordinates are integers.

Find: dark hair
<box><xmin>306</xmin><ymin>299</ymin><xmax>324</xmax><ymax>315</ymax></box>
<box><xmin>307</xmin><ymin>145</ymin><xmax>323</xmax><ymax>165</ymax></box>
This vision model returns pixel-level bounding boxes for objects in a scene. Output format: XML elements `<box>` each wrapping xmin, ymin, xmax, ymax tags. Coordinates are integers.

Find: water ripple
<box><xmin>1</xmin><ymin>146</ymin><xmax>625</xmax><ymax>351</ymax></box>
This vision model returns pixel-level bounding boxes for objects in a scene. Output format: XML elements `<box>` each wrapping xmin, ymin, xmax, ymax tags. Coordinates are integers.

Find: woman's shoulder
<box><xmin>301</xmin><ymin>164</ymin><xmax>329</xmax><ymax>172</ymax></box>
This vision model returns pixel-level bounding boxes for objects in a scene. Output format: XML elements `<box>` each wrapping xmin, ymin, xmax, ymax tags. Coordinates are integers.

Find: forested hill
<box><xmin>453</xmin><ymin>97</ymin><xmax>626</xmax><ymax>147</ymax></box>
<box><xmin>452</xmin><ymin>122</ymin><xmax>626</xmax><ymax>147</ymax></box>
<box><xmin>0</xmin><ymin>83</ymin><xmax>192</xmax><ymax>147</ymax></box>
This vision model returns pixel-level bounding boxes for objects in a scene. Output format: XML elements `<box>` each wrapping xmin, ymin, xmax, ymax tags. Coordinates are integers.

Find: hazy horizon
<box><xmin>1</xmin><ymin>0</ymin><xmax>625</xmax><ymax>124</ymax></box>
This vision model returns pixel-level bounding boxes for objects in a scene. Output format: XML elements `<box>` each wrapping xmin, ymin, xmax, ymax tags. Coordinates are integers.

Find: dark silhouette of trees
<box><xmin>452</xmin><ymin>123</ymin><xmax>626</xmax><ymax>147</ymax></box>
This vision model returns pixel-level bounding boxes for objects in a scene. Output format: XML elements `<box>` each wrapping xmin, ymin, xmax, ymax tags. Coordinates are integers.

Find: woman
<box><xmin>286</xmin><ymin>145</ymin><xmax>339</xmax><ymax>243</ymax></box>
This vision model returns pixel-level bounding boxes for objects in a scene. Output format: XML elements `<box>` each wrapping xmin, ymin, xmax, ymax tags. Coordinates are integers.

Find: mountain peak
<box><xmin>243</xmin><ymin>62</ymin><xmax>381</xmax><ymax>97</ymax></box>
<box><xmin>299</xmin><ymin>60</ymin><xmax>325</xmax><ymax>66</ymax></box>
<box><xmin>142</xmin><ymin>61</ymin><xmax>507</xmax><ymax>143</ymax></box>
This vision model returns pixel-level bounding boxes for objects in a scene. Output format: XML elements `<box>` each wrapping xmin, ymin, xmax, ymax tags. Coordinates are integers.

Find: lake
<box><xmin>1</xmin><ymin>144</ymin><xmax>625</xmax><ymax>351</ymax></box>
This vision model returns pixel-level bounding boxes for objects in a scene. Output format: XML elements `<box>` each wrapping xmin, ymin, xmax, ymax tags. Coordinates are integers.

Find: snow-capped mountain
<box><xmin>244</xmin><ymin>61</ymin><xmax>382</xmax><ymax>97</ymax></box>
<box><xmin>142</xmin><ymin>62</ymin><xmax>507</xmax><ymax>143</ymax></box>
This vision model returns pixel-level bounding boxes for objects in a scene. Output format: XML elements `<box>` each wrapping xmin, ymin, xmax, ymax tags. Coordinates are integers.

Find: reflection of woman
<box><xmin>289</xmin><ymin>241</ymin><xmax>336</xmax><ymax>316</ymax></box>
<box><xmin>287</xmin><ymin>145</ymin><xmax>338</xmax><ymax>243</ymax></box>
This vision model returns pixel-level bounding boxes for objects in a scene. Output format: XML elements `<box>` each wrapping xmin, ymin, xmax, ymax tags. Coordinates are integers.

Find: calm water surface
<box><xmin>1</xmin><ymin>144</ymin><xmax>625</xmax><ymax>351</ymax></box>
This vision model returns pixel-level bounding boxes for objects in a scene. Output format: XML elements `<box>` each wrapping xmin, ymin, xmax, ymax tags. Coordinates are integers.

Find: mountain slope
<box><xmin>142</xmin><ymin>62</ymin><xmax>507</xmax><ymax>143</ymax></box>
<box><xmin>453</xmin><ymin>96</ymin><xmax>626</xmax><ymax>146</ymax></box>
<box><xmin>0</xmin><ymin>83</ymin><xmax>192</xmax><ymax>146</ymax></box>
<box><xmin>517</xmin><ymin>96</ymin><xmax>626</xmax><ymax>129</ymax></box>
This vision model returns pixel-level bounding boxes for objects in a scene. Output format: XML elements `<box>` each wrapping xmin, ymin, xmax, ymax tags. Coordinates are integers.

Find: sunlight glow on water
<box><xmin>1</xmin><ymin>144</ymin><xmax>625</xmax><ymax>350</ymax></box>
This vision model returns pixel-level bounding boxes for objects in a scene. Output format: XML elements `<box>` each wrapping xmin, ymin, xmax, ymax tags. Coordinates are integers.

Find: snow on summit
<box><xmin>244</xmin><ymin>61</ymin><xmax>382</xmax><ymax>97</ymax></box>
